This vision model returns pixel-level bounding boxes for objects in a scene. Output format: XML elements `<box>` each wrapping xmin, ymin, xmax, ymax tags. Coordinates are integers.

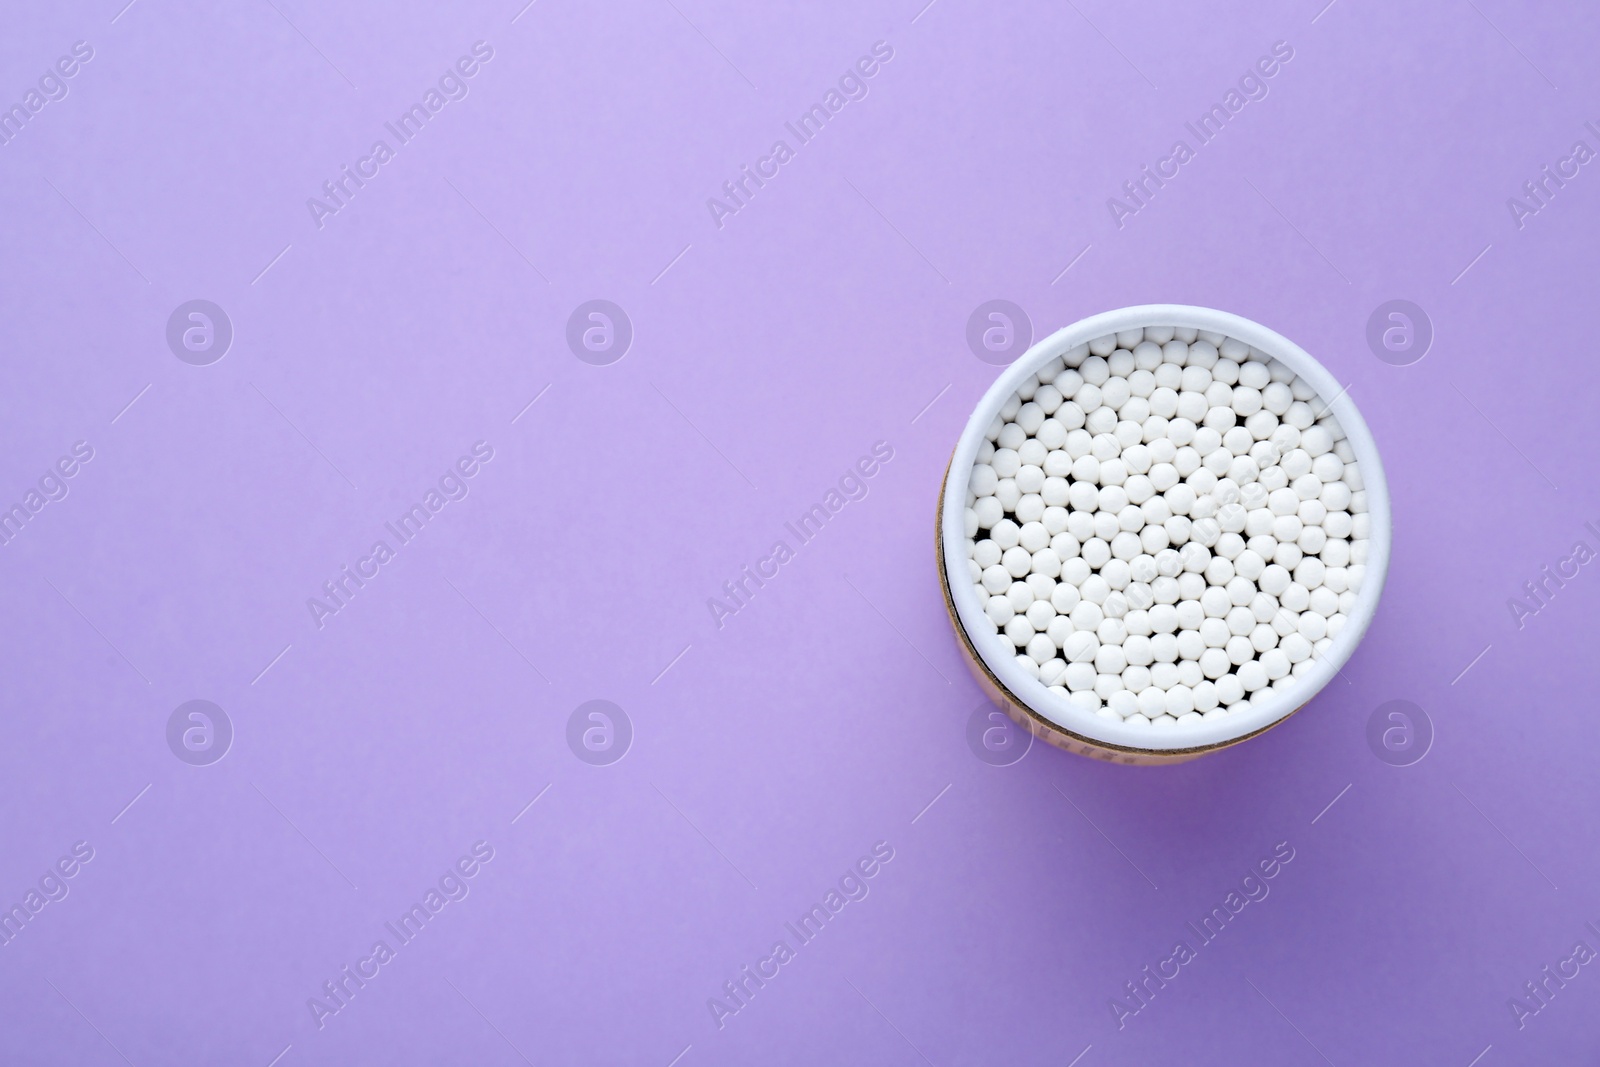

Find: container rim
<box><xmin>938</xmin><ymin>304</ymin><xmax>1392</xmax><ymax>752</ymax></box>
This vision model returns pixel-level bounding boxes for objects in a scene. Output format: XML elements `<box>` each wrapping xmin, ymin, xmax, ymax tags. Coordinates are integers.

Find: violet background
<box><xmin>2</xmin><ymin>0</ymin><xmax>1598</xmax><ymax>1063</ymax></box>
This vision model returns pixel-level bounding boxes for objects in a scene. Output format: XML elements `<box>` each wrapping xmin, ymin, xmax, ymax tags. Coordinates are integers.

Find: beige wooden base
<box><xmin>937</xmin><ymin>460</ymin><xmax>1306</xmax><ymax>766</ymax></box>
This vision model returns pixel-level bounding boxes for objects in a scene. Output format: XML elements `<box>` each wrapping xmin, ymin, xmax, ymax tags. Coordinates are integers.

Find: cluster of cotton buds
<box><xmin>962</xmin><ymin>326</ymin><xmax>1370</xmax><ymax>728</ymax></box>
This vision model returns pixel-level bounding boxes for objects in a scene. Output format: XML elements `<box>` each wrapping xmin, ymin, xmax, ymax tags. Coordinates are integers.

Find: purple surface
<box><xmin>2</xmin><ymin>1</ymin><xmax>1597</xmax><ymax>1064</ymax></box>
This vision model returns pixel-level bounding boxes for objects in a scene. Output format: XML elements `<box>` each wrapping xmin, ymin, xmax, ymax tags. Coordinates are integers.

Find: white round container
<box><xmin>938</xmin><ymin>305</ymin><xmax>1391</xmax><ymax>764</ymax></box>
